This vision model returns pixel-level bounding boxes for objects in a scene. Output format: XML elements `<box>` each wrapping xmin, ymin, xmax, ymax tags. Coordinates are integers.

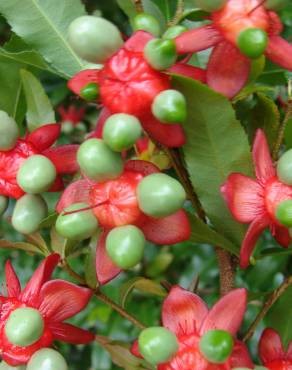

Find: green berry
<box><xmin>27</xmin><ymin>349</ymin><xmax>68</xmax><ymax>370</ymax></box>
<box><xmin>137</xmin><ymin>173</ymin><xmax>186</xmax><ymax>218</ymax></box>
<box><xmin>106</xmin><ymin>225</ymin><xmax>145</xmax><ymax>269</ymax></box>
<box><xmin>144</xmin><ymin>39</ymin><xmax>177</xmax><ymax>71</ymax></box>
<box><xmin>0</xmin><ymin>362</ymin><xmax>26</xmax><ymax>370</ymax></box>
<box><xmin>17</xmin><ymin>155</ymin><xmax>57</xmax><ymax>194</ymax></box>
<box><xmin>5</xmin><ymin>307</ymin><xmax>44</xmax><ymax>347</ymax></box>
<box><xmin>138</xmin><ymin>327</ymin><xmax>178</xmax><ymax>365</ymax></box>
<box><xmin>195</xmin><ymin>0</ymin><xmax>227</xmax><ymax>12</ymax></box>
<box><xmin>152</xmin><ymin>89</ymin><xmax>187</xmax><ymax>124</ymax></box>
<box><xmin>162</xmin><ymin>25</ymin><xmax>188</xmax><ymax>40</ymax></box>
<box><xmin>12</xmin><ymin>194</ymin><xmax>48</xmax><ymax>234</ymax></box>
<box><xmin>0</xmin><ymin>111</ymin><xmax>19</xmax><ymax>151</ymax></box>
<box><xmin>0</xmin><ymin>196</ymin><xmax>8</xmax><ymax>216</ymax></box>
<box><xmin>277</xmin><ymin>149</ymin><xmax>292</xmax><ymax>185</ymax></box>
<box><xmin>237</xmin><ymin>28</ymin><xmax>268</xmax><ymax>59</ymax></box>
<box><xmin>80</xmin><ymin>83</ymin><xmax>100</xmax><ymax>101</ymax></box>
<box><xmin>275</xmin><ymin>200</ymin><xmax>292</xmax><ymax>227</ymax></box>
<box><xmin>103</xmin><ymin>113</ymin><xmax>142</xmax><ymax>152</ymax></box>
<box><xmin>62</xmin><ymin>121</ymin><xmax>74</xmax><ymax>134</ymax></box>
<box><xmin>68</xmin><ymin>16</ymin><xmax>123</xmax><ymax>63</ymax></box>
<box><xmin>199</xmin><ymin>329</ymin><xmax>234</xmax><ymax>364</ymax></box>
<box><xmin>132</xmin><ymin>13</ymin><xmax>161</xmax><ymax>37</ymax></box>
<box><xmin>265</xmin><ymin>0</ymin><xmax>287</xmax><ymax>10</ymax></box>
<box><xmin>56</xmin><ymin>202</ymin><xmax>98</xmax><ymax>240</ymax></box>
<box><xmin>77</xmin><ymin>138</ymin><xmax>123</xmax><ymax>181</ymax></box>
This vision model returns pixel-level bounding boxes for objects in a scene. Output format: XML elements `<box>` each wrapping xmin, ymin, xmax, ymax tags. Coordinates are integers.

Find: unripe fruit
<box><xmin>77</xmin><ymin>138</ymin><xmax>123</xmax><ymax>181</ymax></box>
<box><xmin>80</xmin><ymin>82</ymin><xmax>100</xmax><ymax>101</ymax></box>
<box><xmin>138</xmin><ymin>327</ymin><xmax>178</xmax><ymax>365</ymax></box>
<box><xmin>137</xmin><ymin>173</ymin><xmax>186</xmax><ymax>218</ymax></box>
<box><xmin>27</xmin><ymin>348</ymin><xmax>68</xmax><ymax>370</ymax></box>
<box><xmin>277</xmin><ymin>149</ymin><xmax>292</xmax><ymax>185</ymax></box>
<box><xmin>132</xmin><ymin>13</ymin><xmax>161</xmax><ymax>37</ymax></box>
<box><xmin>5</xmin><ymin>307</ymin><xmax>44</xmax><ymax>347</ymax></box>
<box><xmin>162</xmin><ymin>25</ymin><xmax>188</xmax><ymax>40</ymax></box>
<box><xmin>195</xmin><ymin>0</ymin><xmax>227</xmax><ymax>12</ymax></box>
<box><xmin>152</xmin><ymin>89</ymin><xmax>187</xmax><ymax>124</ymax></box>
<box><xmin>56</xmin><ymin>202</ymin><xmax>98</xmax><ymax>240</ymax></box>
<box><xmin>0</xmin><ymin>110</ymin><xmax>19</xmax><ymax>151</ymax></box>
<box><xmin>17</xmin><ymin>155</ymin><xmax>57</xmax><ymax>194</ymax></box>
<box><xmin>68</xmin><ymin>16</ymin><xmax>123</xmax><ymax>63</ymax></box>
<box><xmin>12</xmin><ymin>194</ymin><xmax>48</xmax><ymax>234</ymax></box>
<box><xmin>199</xmin><ymin>329</ymin><xmax>233</xmax><ymax>364</ymax></box>
<box><xmin>144</xmin><ymin>39</ymin><xmax>177</xmax><ymax>71</ymax></box>
<box><xmin>275</xmin><ymin>200</ymin><xmax>292</xmax><ymax>227</ymax></box>
<box><xmin>265</xmin><ymin>0</ymin><xmax>287</xmax><ymax>10</ymax></box>
<box><xmin>0</xmin><ymin>362</ymin><xmax>26</xmax><ymax>370</ymax></box>
<box><xmin>103</xmin><ymin>113</ymin><xmax>142</xmax><ymax>152</ymax></box>
<box><xmin>106</xmin><ymin>225</ymin><xmax>145</xmax><ymax>269</ymax></box>
<box><xmin>237</xmin><ymin>28</ymin><xmax>268</xmax><ymax>59</ymax></box>
<box><xmin>0</xmin><ymin>196</ymin><xmax>8</xmax><ymax>216</ymax></box>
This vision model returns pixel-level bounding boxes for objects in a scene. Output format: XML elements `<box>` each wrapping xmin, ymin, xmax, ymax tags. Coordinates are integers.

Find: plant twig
<box><xmin>62</xmin><ymin>261</ymin><xmax>146</xmax><ymax>330</ymax></box>
<box><xmin>169</xmin><ymin>0</ymin><xmax>184</xmax><ymax>26</ymax></box>
<box><xmin>243</xmin><ymin>276</ymin><xmax>292</xmax><ymax>342</ymax></box>
<box><xmin>215</xmin><ymin>248</ymin><xmax>237</xmax><ymax>295</ymax></box>
<box><xmin>272</xmin><ymin>81</ymin><xmax>292</xmax><ymax>161</ymax></box>
<box><xmin>134</xmin><ymin>0</ymin><xmax>143</xmax><ymax>12</ymax></box>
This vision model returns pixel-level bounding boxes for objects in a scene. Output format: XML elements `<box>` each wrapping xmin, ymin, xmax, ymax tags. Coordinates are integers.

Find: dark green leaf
<box><xmin>172</xmin><ymin>75</ymin><xmax>253</xmax><ymax>247</ymax></box>
<box><xmin>284</xmin><ymin>118</ymin><xmax>292</xmax><ymax>149</ymax></box>
<box><xmin>117</xmin><ymin>0</ymin><xmax>137</xmax><ymax>19</ymax></box>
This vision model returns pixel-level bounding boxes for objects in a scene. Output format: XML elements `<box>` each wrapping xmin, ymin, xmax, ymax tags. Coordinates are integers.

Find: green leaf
<box><xmin>85</xmin><ymin>232</ymin><xmax>100</xmax><ymax>289</ymax></box>
<box><xmin>20</xmin><ymin>69</ymin><xmax>56</xmax><ymax>131</ymax></box>
<box><xmin>145</xmin><ymin>251</ymin><xmax>173</xmax><ymax>277</ymax></box>
<box><xmin>120</xmin><ymin>277</ymin><xmax>167</xmax><ymax>308</ymax></box>
<box><xmin>266</xmin><ymin>284</ymin><xmax>292</xmax><ymax>349</ymax></box>
<box><xmin>257</xmin><ymin>247</ymin><xmax>292</xmax><ymax>259</ymax></box>
<box><xmin>0</xmin><ymin>0</ymin><xmax>86</xmax><ymax>78</ymax></box>
<box><xmin>117</xmin><ymin>0</ymin><xmax>137</xmax><ymax>19</ymax></box>
<box><xmin>142</xmin><ymin>0</ymin><xmax>167</xmax><ymax>31</ymax></box>
<box><xmin>172</xmin><ymin>75</ymin><xmax>253</xmax><ymax>247</ymax></box>
<box><xmin>188</xmin><ymin>214</ymin><xmax>239</xmax><ymax>255</ymax></box>
<box><xmin>0</xmin><ymin>239</ymin><xmax>42</xmax><ymax>254</ymax></box>
<box><xmin>39</xmin><ymin>212</ymin><xmax>58</xmax><ymax>229</ymax></box>
<box><xmin>284</xmin><ymin>118</ymin><xmax>292</xmax><ymax>149</ymax></box>
<box><xmin>24</xmin><ymin>232</ymin><xmax>49</xmax><ymax>254</ymax></box>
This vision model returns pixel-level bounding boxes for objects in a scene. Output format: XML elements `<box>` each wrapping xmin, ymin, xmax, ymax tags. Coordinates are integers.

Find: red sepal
<box><xmin>19</xmin><ymin>254</ymin><xmax>60</xmax><ymax>307</ymax></box>
<box><xmin>5</xmin><ymin>261</ymin><xmax>21</xmax><ymax>298</ymax></box>
<box><xmin>131</xmin><ymin>340</ymin><xmax>143</xmax><ymax>358</ymax></box>
<box><xmin>253</xmin><ymin>129</ymin><xmax>275</xmax><ymax>182</ymax></box>
<box><xmin>48</xmin><ymin>175</ymin><xmax>64</xmax><ymax>192</ymax></box>
<box><xmin>175</xmin><ymin>25</ymin><xmax>222</xmax><ymax>54</ymax></box>
<box><xmin>265</xmin><ymin>36</ymin><xmax>292</xmax><ymax>71</ymax></box>
<box><xmin>96</xmin><ymin>231</ymin><xmax>122</xmax><ymax>285</ymax></box>
<box><xmin>50</xmin><ymin>322</ymin><xmax>94</xmax><ymax>344</ymax></box>
<box><xmin>124</xmin><ymin>159</ymin><xmax>160</xmax><ymax>176</ymax></box>
<box><xmin>56</xmin><ymin>179</ymin><xmax>91</xmax><ymax>213</ymax></box>
<box><xmin>140</xmin><ymin>112</ymin><xmax>186</xmax><ymax>148</ymax></box>
<box><xmin>168</xmin><ymin>64</ymin><xmax>206</xmax><ymax>83</ymax></box>
<box><xmin>27</xmin><ymin>124</ymin><xmax>61</xmax><ymax>152</ymax></box>
<box><xmin>139</xmin><ymin>210</ymin><xmax>191</xmax><ymax>245</ymax></box>
<box><xmin>92</xmin><ymin>107</ymin><xmax>112</xmax><ymax>139</ymax></box>
<box><xmin>38</xmin><ymin>280</ymin><xmax>92</xmax><ymax>322</ymax></box>
<box><xmin>230</xmin><ymin>341</ymin><xmax>254</xmax><ymax>369</ymax></box>
<box><xmin>207</xmin><ymin>42</ymin><xmax>250</xmax><ymax>98</ymax></box>
<box><xmin>259</xmin><ymin>328</ymin><xmax>285</xmax><ymax>364</ymax></box>
<box><xmin>124</xmin><ymin>30</ymin><xmax>153</xmax><ymax>53</ymax></box>
<box><xmin>43</xmin><ymin>145</ymin><xmax>79</xmax><ymax>174</ymax></box>
<box><xmin>162</xmin><ymin>285</ymin><xmax>208</xmax><ymax>336</ymax></box>
<box><xmin>68</xmin><ymin>69</ymin><xmax>100</xmax><ymax>96</ymax></box>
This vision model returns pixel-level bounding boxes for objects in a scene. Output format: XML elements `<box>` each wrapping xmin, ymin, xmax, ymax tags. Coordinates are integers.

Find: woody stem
<box><xmin>134</xmin><ymin>0</ymin><xmax>143</xmax><ymax>12</ymax></box>
<box><xmin>243</xmin><ymin>275</ymin><xmax>292</xmax><ymax>342</ymax></box>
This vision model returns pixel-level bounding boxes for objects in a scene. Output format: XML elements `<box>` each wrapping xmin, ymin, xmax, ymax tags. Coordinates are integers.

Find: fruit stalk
<box><xmin>134</xmin><ymin>0</ymin><xmax>143</xmax><ymax>12</ymax></box>
<box><xmin>243</xmin><ymin>275</ymin><xmax>292</xmax><ymax>342</ymax></box>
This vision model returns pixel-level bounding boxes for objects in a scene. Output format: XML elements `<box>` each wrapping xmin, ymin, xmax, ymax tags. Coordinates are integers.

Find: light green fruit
<box><xmin>77</xmin><ymin>138</ymin><xmax>123</xmax><ymax>181</ymax></box>
<box><xmin>103</xmin><ymin>113</ymin><xmax>142</xmax><ymax>152</ymax></box>
<box><xmin>237</xmin><ymin>28</ymin><xmax>268</xmax><ymax>59</ymax></box>
<box><xmin>277</xmin><ymin>149</ymin><xmax>292</xmax><ymax>185</ymax></box>
<box><xmin>56</xmin><ymin>202</ymin><xmax>98</xmax><ymax>240</ymax></box>
<box><xmin>106</xmin><ymin>225</ymin><xmax>145</xmax><ymax>269</ymax></box>
<box><xmin>80</xmin><ymin>83</ymin><xmax>100</xmax><ymax>101</ymax></box>
<box><xmin>275</xmin><ymin>200</ymin><xmax>292</xmax><ymax>227</ymax></box>
<box><xmin>137</xmin><ymin>173</ymin><xmax>186</xmax><ymax>218</ymax></box>
<box><xmin>144</xmin><ymin>39</ymin><xmax>177</xmax><ymax>70</ymax></box>
<box><xmin>132</xmin><ymin>13</ymin><xmax>161</xmax><ymax>37</ymax></box>
<box><xmin>0</xmin><ymin>196</ymin><xmax>8</xmax><ymax>216</ymax></box>
<box><xmin>68</xmin><ymin>16</ymin><xmax>123</xmax><ymax>63</ymax></box>
<box><xmin>152</xmin><ymin>89</ymin><xmax>187</xmax><ymax>124</ymax></box>
<box><xmin>0</xmin><ymin>110</ymin><xmax>19</xmax><ymax>151</ymax></box>
<box><xmin>5</xmin><ymin>307</ymin><xmax>44</xmax><ymax>347</ymax></box>
<box><xmin>0</xmin><ymin>362</ymin><xmax>26</xmax><ymax>370</ymax></box>
<box><xmin>195</xmin><ymin>0</ymin><xmax>227</xmax><ymax>12</ymax></box>
<box><xmin>138</xmin><ymin>327</ymin><xmax>179</xmax><ymax>365</ymax></box>
<box><xmin>162</xmin><ymin>25</ymin><xmax>188</xmax><ymax>40</ymax></box>
<box><xmin>12</xmin><ymin>194</ymin><xmax>48</xmax><ymax>234</ymax></box>
<box><xmin>199</xmin><ymin>329</ymin><xmax>233</xmax><ymax>364</ymax></box>
<box><xmin>17</xmin><ymin>155</ymin><xmax>57</xmax><ymax>194</ymax></box>
<box><xmin>27</xmin><ymin>349</ymin><xmax>68</xmax><ymax>370</ymax></box>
